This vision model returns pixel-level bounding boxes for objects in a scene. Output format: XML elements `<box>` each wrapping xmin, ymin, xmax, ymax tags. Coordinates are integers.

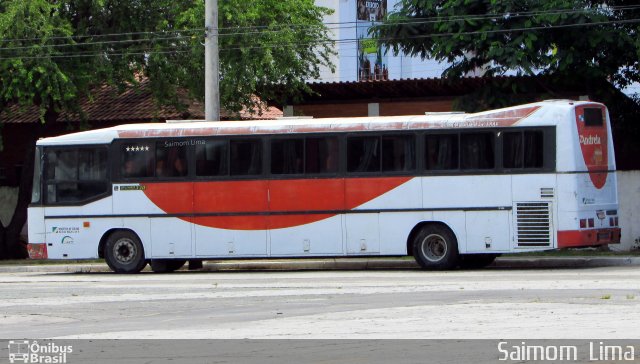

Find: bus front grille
<box><xmin>516</xmin><ymin>202</ymin><xmax>552</xmax><ymax>247</ymax></box>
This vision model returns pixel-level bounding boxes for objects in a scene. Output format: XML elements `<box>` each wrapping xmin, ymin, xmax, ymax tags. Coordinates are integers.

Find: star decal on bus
<box><xmin>125</xmin><ymin>145</ymin><xmax>150</xmax><ymax>152</ymax></box>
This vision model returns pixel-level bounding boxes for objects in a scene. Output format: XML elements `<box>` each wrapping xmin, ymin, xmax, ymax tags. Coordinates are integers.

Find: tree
<box><xmin>373</xmin><ymin>1</ymin><xmax>640</xmax><ymax>89</ymax></box>
<box><xmin>0</xmin><ymin>0</ymin><xmax>334</xmax><ymax>259</ymax></box>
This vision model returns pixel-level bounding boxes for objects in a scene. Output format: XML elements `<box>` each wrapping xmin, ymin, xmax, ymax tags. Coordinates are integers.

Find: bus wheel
<box><xmin>104</xmin><ymin>231</ymin><xmax>147</xmax><ymax>274</ymax></box>
<box><xmin>458</xmin><ymin>254</ymin><xmax>499</xmax><ymax>269</ymax></box>
<box><xmin>150</xmin><ymin>259</ymin><xmax>186</xmax><ymax>273</ymax></box>
<box><xmin>412</xmin><ymin>224</ymin><xmax>459</xmax><ymax>270</ymax></box>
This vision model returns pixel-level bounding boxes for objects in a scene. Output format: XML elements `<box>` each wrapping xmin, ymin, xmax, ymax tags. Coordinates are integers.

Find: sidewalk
<box><xmin>1</xmin><ymin>256</ymin><xmax>639</xmax><ymax>273</ymax></box>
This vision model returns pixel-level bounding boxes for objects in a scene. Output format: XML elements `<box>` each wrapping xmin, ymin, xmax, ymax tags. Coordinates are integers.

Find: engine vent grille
<box><xmin>516</xmin><ymin>202</ymin><xmax>552</xmax><ymax>247</ymax></box>
<box><xmin>540</xmin><ymin>188</ymin><xmax>554</xmax><ymax>199</ymax></box>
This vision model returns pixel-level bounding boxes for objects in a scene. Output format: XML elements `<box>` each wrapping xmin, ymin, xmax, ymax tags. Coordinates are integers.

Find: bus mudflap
<box><xmin>27</xmin><ymin>243</ymin><xmax>48</xmax><ymax>259</ymax></box>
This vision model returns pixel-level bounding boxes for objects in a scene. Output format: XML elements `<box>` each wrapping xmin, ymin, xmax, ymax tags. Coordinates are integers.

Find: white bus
<box><xmin>27</xmin><ymin>100</ymin><xmax>621</xmax><ymax>273</ymax></box>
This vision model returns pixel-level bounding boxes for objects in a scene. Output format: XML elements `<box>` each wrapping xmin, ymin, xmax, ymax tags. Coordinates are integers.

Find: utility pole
<box><xmin>205</xmin><ymin>0</ymin><xmax>220</xmax><ymax>121</ymax></box>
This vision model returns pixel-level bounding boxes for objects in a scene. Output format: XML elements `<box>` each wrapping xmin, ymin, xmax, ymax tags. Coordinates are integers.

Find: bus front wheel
<box><xmin>412</xmin><ymin>224</ymin><xmax>459</xmax><ymax>270</ymax></box>
<box><xmin>104</xmin><ymin>231</ymin><xmax>147</xmax><ymax>274</ymax></box>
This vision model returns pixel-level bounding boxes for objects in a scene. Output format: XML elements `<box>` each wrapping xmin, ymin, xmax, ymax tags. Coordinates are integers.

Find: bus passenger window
<box><xmin>347</xmin><ymin>136</ymin><xmax>380</xmax><ymax>173</ymax></box>
<box><xmin>503</xmin><ymin>132</ymin><xmax>524</xmax><ymax>169</ymax></box>
<box><xmin>524</xmin><ymin>131</ymin><xmax>544</xmax><ymax>168</ymax></box>
<box><xmin>196</xmin><ymin>140</ymin><xmax>228</xmax><ymax>177</ymax></box>
<box><xmin>230</xmin><ymin>139</ymin><xmax>262</xmax><ymax>176</ymax></box>
<box><xmin>461</xmin><ymin>133</ymin><xmax>495</xmax><ymax>170</ymax></box>
<box><xmin>121</xmin><ymin>144</ymin><xmax>153</xmax><ymax>178</ymax></box>
<box><xmin>156</xmin><ymin>141</ymin><xmax>188</xmax><ymax>178</ymax></box>
<box><xmin>425</xmin><ymin>134</ymin><xmax>458</xmax><ymax>170</ymax></box>
<box><xmin>503</xmin><ymin>130</ymin><xmax>544</xmax><ymax>169</ymax></box>
<box><xmin>271</xmin><ymin>138</ymin><xmax>303</xmax><ymax>174</ymax></box>
<box><xmin>382</xmin><ymin>135</ymin><xmax>415</xmax><ymax>172</ymax></box>
<box><xmin>306</xmin><ymin>137</ymin><xmax>339</xmax><ymax>174</ymax></box>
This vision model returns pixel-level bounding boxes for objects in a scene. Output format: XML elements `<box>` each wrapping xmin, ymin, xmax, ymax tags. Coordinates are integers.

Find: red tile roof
<box><xmin>1</xmin><ymin>79</ymin><xmax>282</xmax><ymax>124</ymax></box>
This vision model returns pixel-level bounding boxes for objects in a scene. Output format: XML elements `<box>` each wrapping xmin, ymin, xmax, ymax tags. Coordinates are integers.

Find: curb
<box><xmin>1</xmin><ymin>256</ymin><xmax>639</xmax><ymax>273</ymax></box>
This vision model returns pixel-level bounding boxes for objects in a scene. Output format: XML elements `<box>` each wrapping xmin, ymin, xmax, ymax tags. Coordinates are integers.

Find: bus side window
<box><xmin>121</xmin><ymin>143</ymin><xmax>153</xmax><ymax>178</ymax></box>
<box><xmin>503</xmin><ymin>132</ymin><xmax>524</xmax><ymax>169</ymax></box>
<box><xmin>44</xmin><ymin>147</ymin><xmax>109</xmax><ymax>204</ymax></box>
<box><xmin>461</xmin><ymin>132</ymin><xmax>495</xmax><ymax>170</ymax></box>
<box><xmin>156</xmin><ymin>142</ymin><xmax>188</xmax><ymax>178</ymax></box>
<box><xmin>523</xmin><ymin>131</ymin><xmax>544</xmax><ymax>168</ymax></box>
<box><xmin>425</xmin><ymin>134</ymin><xmax>458</xmax><ymax>170</ymax></box>
<box><xmin>230</xmin><ymin>139</ymin><xmax>262</xmax><ymax>176</ymax></box>
<box><xmin>271</xmin><ymin>138</ymin><xmax>304</xmax><ymax>175</ymax></box>
<box><xmin>503</xmin><ymin>130</ymin><xmax>544</xmax><ymax>169</ymax></box>
<box><xmin>196</xmin><ymin>140</ymin><xmax>228</xmax><ymax>177</ymax></box>
<box><xmin>382</xmin><ymin>135</ymin><xmax>415</xmax><ymax>172</ymax></box>
<box><xmin>305</xmin><ymin>137</ymin><xmax>339</xmax><ymax>174</ymax></box>
<box><xmin>347</xmin><ymin>136</ymin><xmax>380</xmax><ymax>173</ymax></box>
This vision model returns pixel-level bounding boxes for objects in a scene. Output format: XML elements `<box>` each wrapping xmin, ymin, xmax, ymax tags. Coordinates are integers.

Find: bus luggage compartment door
<box><xmin>150</xmin><ymin>217</ymin><xmax>193</xmax><ymax>258</ymax></box>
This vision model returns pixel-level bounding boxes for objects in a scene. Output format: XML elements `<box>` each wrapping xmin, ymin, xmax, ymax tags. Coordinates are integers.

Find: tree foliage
<box><xmin>0</xmin><ymin>0</ymin><xmax>334</xmax><ymax>259</ymax></box>
<box><xmin>175</xmin><ymin>0</ymin><xmax>336</xmax><ymax>113</ymax></box>
<box><xmin>373</xmin><ymin>0</ymin><xmax>640</xmax><ymax>88</ymax></box>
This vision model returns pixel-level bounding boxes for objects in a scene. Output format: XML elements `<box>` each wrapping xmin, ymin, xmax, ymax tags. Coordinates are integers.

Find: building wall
<box><xmin>292</xmin><ymin>103</ymin><xmax>368</xmax><ymax>118</ymax></box>
<box><xmin>380</xmin><ymin>99</ymin><xmax>453</xmax><ymax>115</ymax></box>
<box><xmin>315</xmin><ymin>0</ymin><xmax>446</xmax><ymax>82</ymax></box>
<box><xmin>291</xmin><ymin>98</ymin><xmax>454</xmax><ymax>118</ymax></box>
<box><xmin>616</xmin><ymin>170</ymin><xmax>640</xmax><ymax>251</ymax></box>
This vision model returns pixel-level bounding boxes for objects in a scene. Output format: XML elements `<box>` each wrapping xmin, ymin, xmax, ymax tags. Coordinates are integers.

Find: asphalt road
<box><xmin>1</xmin><ymin>265</ymin><xmax>639</xmax><ymax>340</ymax></box>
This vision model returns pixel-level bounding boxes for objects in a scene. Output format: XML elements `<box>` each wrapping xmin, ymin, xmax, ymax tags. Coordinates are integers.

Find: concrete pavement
<box><xmin>0</xmin><ymin>255</ymin><xmax>639</xmax><ymax>273</ymax></box>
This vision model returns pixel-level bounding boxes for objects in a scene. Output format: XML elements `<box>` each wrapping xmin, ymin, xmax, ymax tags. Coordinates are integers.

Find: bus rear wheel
<box><xmin>104</xmin><ymin>231</ymin><xmax>147</xmax><ymax>274</ymax></box>
<box><xmin>412</xmin><ymin>224</ymin><xmax>459</xmax><ymax>270</ymax></box>
<box><xmin>150</xmin><ymin>259</ymin><xmax>187</xmax><ymax>273</ymax></box>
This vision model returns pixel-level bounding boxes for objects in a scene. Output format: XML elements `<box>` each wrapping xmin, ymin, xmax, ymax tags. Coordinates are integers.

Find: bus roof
<box><xmin>37</xmin><ymin>100</ymin><xmax>603</xmax><ymax>145</ymax></box>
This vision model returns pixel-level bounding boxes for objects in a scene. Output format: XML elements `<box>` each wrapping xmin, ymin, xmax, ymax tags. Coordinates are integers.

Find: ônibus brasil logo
<box><xmin>8</xmin><ymin>340</ymin><xmax>72</xmax><ymax>363</ymax></box>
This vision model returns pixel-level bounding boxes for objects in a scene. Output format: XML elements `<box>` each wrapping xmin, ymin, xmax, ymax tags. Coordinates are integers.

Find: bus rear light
<box><xmin>26</xmin><ymin>243</ymin><xmax>48</xmax><ymax>260</ymax></box>
<box><xmin>588</xmin><ymin>218</ymin><xmax>594</xmax><ymax>228</ymax></box>
<box><xmin>579</xmin><ymin>219</ymin><xmax>587</xmax><ymax>229</ymax></box>
<box><xmin>615</xmin><ymin>217</ymin><xmax>619</xmax><ymax>226</ymax></box>
<box><xmin>610</xmin><ymin>217</ymin><xmax>614</xmax><ymax>226</ymax></box>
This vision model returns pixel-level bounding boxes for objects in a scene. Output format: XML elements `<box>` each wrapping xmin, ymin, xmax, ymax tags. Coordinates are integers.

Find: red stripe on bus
<box><xmin>142</xmin><ymin>177</ymin><xmax>412</xmax><ymax>230</ymax></box>
<box><xmin>557</xmin><ymin>228</ymin><xmax>621</xmax><ymax>248</ymax></box>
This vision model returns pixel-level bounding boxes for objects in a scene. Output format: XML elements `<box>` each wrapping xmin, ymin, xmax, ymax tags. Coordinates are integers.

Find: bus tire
<box><xmin>412</xmin><ymin>224</ymin><xmax>459</xmax><ymax>270</ymax></box>
<box><xmin>150</xmin><ymin>259</ymin><xmax>186</xmax><ymax>273</ymax></box>
<box><xmin>104</xmin><ymin>231</ymin><xmax>147</xmax><ymax>274</ymax></box>
<box><xmin>458</xmin><ymin>254</ymin><xmax>499</xmax><ymax>269</ymax></box>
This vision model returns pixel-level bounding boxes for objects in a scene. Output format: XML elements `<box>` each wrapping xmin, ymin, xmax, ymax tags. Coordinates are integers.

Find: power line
<box><xmin>0</xmin><ymin>28</ymin><xmax>204</xmax><ymax>44</ymax></box>
<box><xmin>1</xmin><ymin>15</ymin><xmax>639</xmax><ymax>60</ymax></box>
<box><xmin>217</xmin><ymin>4</ymin><xmax>640</xmax><ymax>37</ymax></box>
<box><xmin>1</xmin><ymin>4</ymin><xmax>640</xmax><ymax>47</ymax></box>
